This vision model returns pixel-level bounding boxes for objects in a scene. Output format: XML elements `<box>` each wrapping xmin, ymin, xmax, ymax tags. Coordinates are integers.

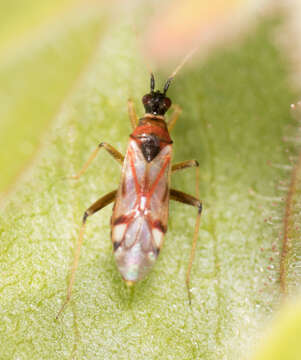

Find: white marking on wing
<box><xmin>152</xmin><ymin>228</ymin><xmax>163</xmax><ymax>247</ymax></box>
<box><xmin>113</xmin><ymin>224</ymin><xmax>127</xmax><ymax>242</ymax></box>
<box><xmin>140</xmin><ymin>196</ymin><xmax>146</xmax><ymax>210</ymax></box>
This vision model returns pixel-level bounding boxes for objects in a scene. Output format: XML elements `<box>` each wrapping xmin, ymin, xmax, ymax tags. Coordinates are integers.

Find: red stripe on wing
<box><xmin>146</xmin><ymin>156</ymin><xmax>170</xmax><ymax>207</ymax></box>
<box><xmin>129</xmin><ymin>148</ymin><xmax>142</xmax><ymax>196</ymax></box>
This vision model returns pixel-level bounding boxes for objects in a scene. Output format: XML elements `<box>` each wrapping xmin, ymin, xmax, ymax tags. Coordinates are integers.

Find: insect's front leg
<box><xmin>71</xmin><ymin>143</ymin><xmax>124</xmax><ymax>180</ymax></box>
<box><xmin>167</xmin><ymin>104</ymin><xmax>182</xmax><ymax>132</ymax></box>
<box><xmin>170</xmin><ymin>189</ymin><xmax>202</xmax><ymax>305</ymax></box>
<box><xmin>128</xmin><ymin>99</ymin><xmax>138</xmax><ymax>129</ymax></box>
<box><xmin>56</xmin><ymin>190</ymin><xmax>117</xmax><ymax>319</ymax></box>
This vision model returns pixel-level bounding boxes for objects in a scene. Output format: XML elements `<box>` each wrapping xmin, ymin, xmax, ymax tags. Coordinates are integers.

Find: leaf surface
<box><xmin>0</xmin><ymin>7</ymin><xmax>300</xmax><ymax>360</ymax></box>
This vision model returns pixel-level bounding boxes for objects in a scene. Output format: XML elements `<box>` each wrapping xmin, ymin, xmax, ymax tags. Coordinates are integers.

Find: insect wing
<box><xmin>111</xmin><ymin>139</ymin><xmax>172</xmax><ymax>281</ymax></box>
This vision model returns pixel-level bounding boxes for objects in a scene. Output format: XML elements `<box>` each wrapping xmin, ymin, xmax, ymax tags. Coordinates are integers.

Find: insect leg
<box><xmin>167</xmin><ymin>104</ymin><xmax>182</xmax><ymax>132</ymax></box>
<box><xmin>170</xmin><ymin>188</ymin><xmax>202</xmax><ymax>305</ymax></box>
<box><xmin>56</xmin><ymin>190</ymin><xmax>117</xmax><ymax>319</ymax></box>
<box><xmin>71</xmin><ymin>143</ymin><xmax>124</xmax><ymax>180</ymax></box>
<box><xmin>172</xmin><ymin>159</ymin><xmax>200</xmax><ymax>206</ymax></box>
<box><xmin>172</xmin><ymin>159</ymin><xmax>199</xmax><ymax>173</ymax></box>
<box><xmin>128</xmin><ymin>99</ymin><xmax>138</xmax><ymax>129</ymax></box>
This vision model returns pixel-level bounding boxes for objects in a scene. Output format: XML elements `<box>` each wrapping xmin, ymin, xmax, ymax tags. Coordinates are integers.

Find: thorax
<box><xmin>130</xmin><ymin>114</ymin><xmax>172</xmax><ymax>163</ymax></box>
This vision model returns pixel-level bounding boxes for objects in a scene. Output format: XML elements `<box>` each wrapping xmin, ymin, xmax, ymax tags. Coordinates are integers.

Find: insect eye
<box><xmin>142</xmin><ymin>94</ymin><xmax>152</xmax><ymax>105</ymax></box>
<box><xmin>163</xmin><ymin>97</ymin><xmax>171</xmax><ymax>109</ymax></box>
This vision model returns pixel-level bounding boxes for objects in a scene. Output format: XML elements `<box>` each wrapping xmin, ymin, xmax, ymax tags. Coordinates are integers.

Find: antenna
<box><xmin>132</xmin><ymin>23</ymin><xmax>197</xmax><ymax>95</ymax></box>
<box><xmin>150</xmin><ymin>73</ymin><xmax>155</xmax><ymax>93</ymax></box>
<box><xmin>163</xmin><ymin>46</ymin><xmax>198</xmax><ymax>94</ymax></box>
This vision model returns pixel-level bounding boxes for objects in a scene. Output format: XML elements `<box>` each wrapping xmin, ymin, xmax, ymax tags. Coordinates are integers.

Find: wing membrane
<box><xmin>111</xmin><ymin>139</ymin><xmax>172</xmax><ymax>281</ymax></box>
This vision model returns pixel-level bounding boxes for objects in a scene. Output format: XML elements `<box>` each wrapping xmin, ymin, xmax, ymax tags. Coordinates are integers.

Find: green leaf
<box><xmin>252</xmin><ymin>298</ymin><xmax>301</xmax><ymax>360</ymax></box>
<box><xmin>0</xmin><ymin>0</ymin><xmax>80</xmax><ymax>54</ymax></box>
<box><xmin>0</xmin><ymin>1</ymin><xmax>106</xmax><ymax>195</ymax></box>
<box><xmin>0</xmin><ymin>7</ymin><xmax>300</xmax><ymax>360</ymax></box>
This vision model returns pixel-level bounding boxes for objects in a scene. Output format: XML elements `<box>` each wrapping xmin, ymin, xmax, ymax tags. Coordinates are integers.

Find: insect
<box><xmin>57</xmin><ymin>64</ymin><xmax>202</xmax><ymax>319</ymax></box>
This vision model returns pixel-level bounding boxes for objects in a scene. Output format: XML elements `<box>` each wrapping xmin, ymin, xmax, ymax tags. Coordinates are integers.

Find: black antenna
<box><xmin>163</xmin><ymin>77</ymin><xmax>173</xmax><ymax>95</ymax></box>
<box><xmin>150</xmin><ymin>73</ymin><xmax>155</xmax><ymax>93</ymax></box>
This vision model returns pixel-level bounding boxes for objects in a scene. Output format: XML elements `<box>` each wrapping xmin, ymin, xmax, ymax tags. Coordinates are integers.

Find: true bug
<box><xmin>57</xmin><ymin>64</ymin><xmax>202</xmax><ymax>318</ymax></box>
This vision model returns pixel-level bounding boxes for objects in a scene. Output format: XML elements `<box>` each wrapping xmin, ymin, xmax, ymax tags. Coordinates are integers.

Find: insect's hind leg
<box><xmin>71</xmin><ymin>143</ymin><xmax>124</xmax><ymax>180</ymax></box>
<box><xmin>170</xmin><ymin>189</ymin><xmax>202</xmax><ymax>305</ymax></box>
<box><xmin>56</xmin><ymin>190</ymin><xmax>117</xmax><ymax>319</ymax></box>
<box><xmin>167</xmin><ymin>104</ymin><xmax>182</xmax><ymax>132</ymax></box>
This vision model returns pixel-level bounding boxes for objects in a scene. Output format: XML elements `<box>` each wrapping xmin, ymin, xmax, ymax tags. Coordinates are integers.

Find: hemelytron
<box><xmin>57</xmin><ymin>67</ymin><xmax>202</xmax><ymax>318</ymax></box>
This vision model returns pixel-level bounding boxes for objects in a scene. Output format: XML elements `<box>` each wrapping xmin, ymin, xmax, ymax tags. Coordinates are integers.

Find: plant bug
<box><xmin>57</xmin><ymin>57</ymin><xmax>202</xmax><ymax>318</ymax></box>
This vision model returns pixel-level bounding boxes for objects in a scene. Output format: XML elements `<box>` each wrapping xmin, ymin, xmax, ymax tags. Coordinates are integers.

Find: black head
<box><xmin>142</xmin><ymin>73</ymin><xmax>172</xmax><ymax>116</ymax></box>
